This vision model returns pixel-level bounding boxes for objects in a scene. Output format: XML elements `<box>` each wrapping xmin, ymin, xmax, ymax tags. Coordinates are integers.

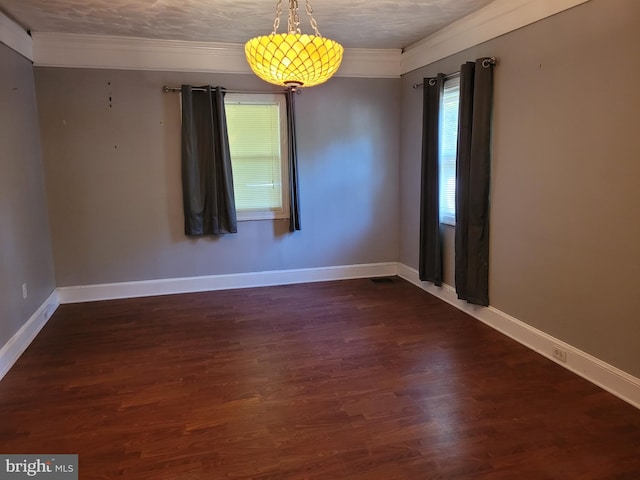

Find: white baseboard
<box><xmin>0</xmin><ymin>290</ymin><xmax>60</xmax><ymax>381</ymax></box>
<box><xmin>397</xmin><ymin>263</ymin><xmax>640</xmax><ymax>410</ymax></box>
<box><xmin>57</xmin><ymin>262</ymin><xmax>399</xmax><ymax>304</ymax></box>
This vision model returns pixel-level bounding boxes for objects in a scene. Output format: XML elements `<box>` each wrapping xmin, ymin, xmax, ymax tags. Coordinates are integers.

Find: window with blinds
<box><xmin>224</xmin><ymin>93</ymin><xmax>289</xmax><ymax>221</ymax></box>
<box><xmin>439</xmin><ymin>76</ymin><xmax>460</xmax><ymax>226</ymax></box>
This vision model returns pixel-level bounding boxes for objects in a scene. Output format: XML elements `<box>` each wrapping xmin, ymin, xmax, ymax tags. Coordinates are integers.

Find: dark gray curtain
<box><xmin>455</xmin><ymin>59</ymin><xmax>494</xmax><ymax>306</ymax></box>
<box><xmin>419</xmin><ymin>74</ymin><xmax>445</xmax><ymax>285</ymax></box>
<box><xmin>181</xmin><ymin>85</ymin><xmax>237</xmax><ymax>235</ymax></box>
<box><xmin>285</xmin><ymin>88</ymin><xmax>301</xmax><ymax>231</ymax></box>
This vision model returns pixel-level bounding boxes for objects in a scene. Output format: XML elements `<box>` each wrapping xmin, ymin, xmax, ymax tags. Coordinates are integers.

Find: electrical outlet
<box><xmin>552</xmin><ymin>345</ymin><xmax>567</xmax><ymax>363</ymax></box>
<box><xmin>22</xmin><ymin>283</ymin><xmax>28</xmax><ymax>299</ymax></box>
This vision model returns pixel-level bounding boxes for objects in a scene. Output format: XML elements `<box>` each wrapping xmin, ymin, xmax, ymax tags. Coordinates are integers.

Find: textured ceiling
<box><xmin>0</xmin><ymin>0</ymin><xmax>494</xmax><ymax>50</ymax></box>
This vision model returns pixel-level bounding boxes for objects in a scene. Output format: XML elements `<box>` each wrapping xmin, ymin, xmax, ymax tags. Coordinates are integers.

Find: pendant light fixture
<box><xmin>245</xmin><ymin>0</ymin><xmax>344</xmax><ymax>88</ymax></box>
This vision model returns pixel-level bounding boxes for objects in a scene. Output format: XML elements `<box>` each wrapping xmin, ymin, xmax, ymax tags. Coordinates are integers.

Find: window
<box><xmin>439</xmin><ymin>76</ymin><xmax>460</xmax><ymax>226</ymax></box>
<box><xmin>224</xmin><ymin>93</ymin><xmax>289</xmax><ymax>221</ymax></box>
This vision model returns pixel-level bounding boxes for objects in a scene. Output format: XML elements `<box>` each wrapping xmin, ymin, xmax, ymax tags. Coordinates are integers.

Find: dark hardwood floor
<box><xmin>1</xmin><ymin>278</ymin><xmax>639</xmax><ymax>479</ymax></box>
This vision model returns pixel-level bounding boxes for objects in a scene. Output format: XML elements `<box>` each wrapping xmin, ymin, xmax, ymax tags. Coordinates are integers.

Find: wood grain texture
<box><xmin>1</xmin><ymin>278</ymin><xmax>639</xmax><ymax>479</ymax></box>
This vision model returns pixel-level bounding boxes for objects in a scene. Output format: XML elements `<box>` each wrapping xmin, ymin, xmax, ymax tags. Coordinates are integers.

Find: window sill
<box><xmin>237</xmin><ymin>211</ymin><xmax>289</xmax><ymax>222</ymax></box>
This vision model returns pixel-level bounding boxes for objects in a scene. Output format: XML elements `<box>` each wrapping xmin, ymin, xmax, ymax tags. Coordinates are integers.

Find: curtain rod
<box><xmin>412</xmin><ymin>71</ymin><xmax>460</xmax><ymax>89</ymax></box>
<box><xmin>162</xmin><ymin>86</ymin><xmax>300</xmax><ymax>95</ymax></box>
<box><xmin>411</xmin><ymin>56</ymin><xmax>497</xmax><ymax>89</ymax></box>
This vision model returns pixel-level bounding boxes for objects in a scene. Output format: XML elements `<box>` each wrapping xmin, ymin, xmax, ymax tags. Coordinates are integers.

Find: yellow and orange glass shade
<box><xmin>244</xmin><ymin>1</ymin><xmax>343</xmax><ymax>88</ymax></box>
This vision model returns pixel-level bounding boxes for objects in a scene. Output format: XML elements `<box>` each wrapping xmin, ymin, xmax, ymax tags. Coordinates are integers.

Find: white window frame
<box><xmin>438</xmin><ymin>75</ymin><xmax>460</xmax><ymax>227</ymax></box>
<box><xmin>224</xmin><ymin>93</ymin><xmax>289</xmax><ymax>222</ymax></box>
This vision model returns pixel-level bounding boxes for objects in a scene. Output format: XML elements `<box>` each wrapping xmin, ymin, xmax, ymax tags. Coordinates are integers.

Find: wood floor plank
<box><xmin>1</xmin><ymin>278</ymin><xmax>639</xmax><ymax>479</ymax></box>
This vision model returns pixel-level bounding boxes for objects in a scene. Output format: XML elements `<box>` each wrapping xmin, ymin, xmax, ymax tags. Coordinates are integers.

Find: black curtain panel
<box><xmin>285</xmin><ymin>88</ymin><xmax>301</xmax><ymax>232</ymax></box>
<box><xmin>455</xmin><ymin>58</ymin><xmax>495</xmax><ymax>306</ymax></box>
<box><xmin>419</xmin><ymin>74</ymin><xmax>445</xmax><ymax>285</ymax></box>
<box><xmin>181</xmin><ymin>85</ymin><xmax>237</xmax><ymax>236</ymax></box>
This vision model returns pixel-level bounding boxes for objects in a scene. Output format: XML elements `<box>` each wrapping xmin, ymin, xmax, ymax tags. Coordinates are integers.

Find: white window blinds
<box><xmin>225</xmin><ymin>94</ymin><xmax>289</xmax><ymax>220</ymax></box>
<box><xmin>439</xmin><ymin>76</ymin><xmax>460</xmax><ymax>226</ymax></box>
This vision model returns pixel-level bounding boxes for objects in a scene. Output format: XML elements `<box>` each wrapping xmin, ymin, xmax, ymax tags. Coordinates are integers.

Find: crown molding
<box><xmin>340</xmin><ymin>48</ymin><xmax>401</xmax><ymax>79</ymax></box>
<box><xmin>0</xmin><ymin>10</ymin><xmax>33</xmax><ymax>61</ymax></box>
<box><xmin>31</xmin><ymin>32</ymin><xmax>401</xmax><ymax>78</ymax></box>
<box><xmin>26</xmin><ymin>0</ymin><xmax>592</xmax><ymax>77</ymax></box>
<box><xmin>401</xmin><ymin>0</ymin><xmax>591</xmax><ymax>74</ymax></box>
<box><xmin>32</xmin><ymin>33</ymin><xmax>250</xmax><ymax>74</ymax></box>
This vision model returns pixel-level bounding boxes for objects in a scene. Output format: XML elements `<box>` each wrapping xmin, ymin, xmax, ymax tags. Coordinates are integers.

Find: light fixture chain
<box><xmin>288</xmin><ymin>0</ymin><xmax>301</xmax><ymax>34</ymax></box>
<box><xmin>272</xmin><ymin>0</ymin><xmax>282</xmax><ymax>34</ymax></box>
<box><xmin>305</xmin><ymin>0</ymin><xmax>322</xmax><ymax>36</ymax></box>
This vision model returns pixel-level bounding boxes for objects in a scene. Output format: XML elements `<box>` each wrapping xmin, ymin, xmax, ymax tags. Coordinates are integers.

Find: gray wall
<box><xmin>35</xmin><ymin>69</ymin><xmax>400</xmax><ymax>286</ymax></box>
<box><xmin>0</xmin><ymin>44</ymin><xmax>56</xmax><ymax>347</ymax></box>
<box><xmin>400</xmin><ymin>0</ymin><xmax>640</xmax><ymax>377</ymax></box>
